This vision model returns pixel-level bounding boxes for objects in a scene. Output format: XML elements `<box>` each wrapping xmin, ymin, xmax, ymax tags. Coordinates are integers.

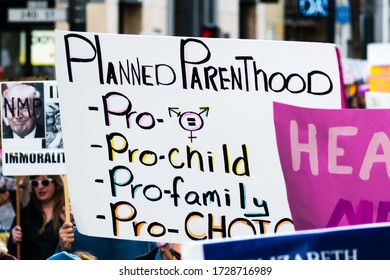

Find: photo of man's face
<box><xmin>2</xmin><ymin>84</ymin><xmax>43</xmax><ymax>139</ymax></box>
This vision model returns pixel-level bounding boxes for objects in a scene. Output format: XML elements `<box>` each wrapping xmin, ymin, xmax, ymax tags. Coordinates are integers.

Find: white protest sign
<box><xmin>1</xmin><ymin>80</ymin><xmax>66</xmax><ymax>176</ymax></box>
<box><xmin>365</xmin><ymin>91</ymin><xmax>390</xmax><ymax>108</ymax></box>
<box><xmin>55</xmin><ymin>30</ymin><xmax>342</xmax><ymax>242</ymax></box>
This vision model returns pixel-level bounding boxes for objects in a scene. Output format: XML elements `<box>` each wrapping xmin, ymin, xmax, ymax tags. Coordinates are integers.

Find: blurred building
<box><xmin>59</xmin><ymin>0</ymin><xmax>284</xmax><ymax>40</ymax></box>
<box><xmin>0</xmin><ymin>0</ymin><xmax>389</xmax><ymax>80</ymax></box>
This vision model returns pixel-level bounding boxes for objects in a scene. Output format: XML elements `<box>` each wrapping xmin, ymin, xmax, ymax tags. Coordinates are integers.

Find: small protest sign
<box><xmin>1</xmin><ymin>80</ymin><xmax>66</xmax><ymax>176</ymax></box>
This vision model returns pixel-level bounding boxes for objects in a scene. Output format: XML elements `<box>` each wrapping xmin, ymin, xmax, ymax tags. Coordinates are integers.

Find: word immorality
<box><xmin>4</xmin><ymin>151</ymin><xmax>65</xmax><ymax>164</ymax></box>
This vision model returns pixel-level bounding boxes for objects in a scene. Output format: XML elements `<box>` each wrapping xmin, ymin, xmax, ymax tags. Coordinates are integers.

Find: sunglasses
<box><xmin>30</xmin><ymin>178</ymin><xmax>53</xmax><ymax>188</ymax></box>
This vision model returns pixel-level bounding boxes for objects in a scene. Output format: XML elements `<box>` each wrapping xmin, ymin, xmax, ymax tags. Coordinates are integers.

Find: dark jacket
<box><xmin>7</xmin><ymin>204</ymin><xmax>61</xmax><ymax>260</ymax></box>
<box><xmin>55</xmin><ymin>226</ymin><xmax>157</xmax><ymax>260</ymax></box>
<box><xmin>2</xmin><ymin>122</ymin><xmax>45</xmax><ymax>139</ymax></box>
<box><xmin>135</xmin><ymin>247</ymin><xmax>163</xmax><ymax>260</ymax></box>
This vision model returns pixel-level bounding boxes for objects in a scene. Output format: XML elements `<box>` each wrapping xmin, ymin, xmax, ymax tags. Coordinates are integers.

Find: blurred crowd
<box><xmin>345</xmin><ymin>79</ymin><xmax>368</xmax><ymax>109</ymax></box>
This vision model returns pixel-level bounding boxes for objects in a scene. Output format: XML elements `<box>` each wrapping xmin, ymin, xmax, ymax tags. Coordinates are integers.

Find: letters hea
<box><xmin>290</xmin><ymin>120</ymin><xmax>390</xmax><ymax>180</ymax></box>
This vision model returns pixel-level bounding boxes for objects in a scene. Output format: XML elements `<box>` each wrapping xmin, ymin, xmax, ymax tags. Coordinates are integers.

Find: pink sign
<box><xmin>273</xmin><ymin>102</ymin><xmax>390</xmax><ymax>231</ymax></box>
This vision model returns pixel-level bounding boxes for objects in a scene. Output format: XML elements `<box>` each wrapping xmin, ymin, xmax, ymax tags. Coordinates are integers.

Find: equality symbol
<box><xmin>168</xmin><ymin>106</ymin><xmax>210</xmax><ymax>142</ymax></box>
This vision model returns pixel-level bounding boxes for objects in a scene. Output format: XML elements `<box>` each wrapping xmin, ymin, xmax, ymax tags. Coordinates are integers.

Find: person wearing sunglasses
<box><xmin>7</xmin><ymin>175</ymin><xmax>65</xmax><ymax>259</ymax></box>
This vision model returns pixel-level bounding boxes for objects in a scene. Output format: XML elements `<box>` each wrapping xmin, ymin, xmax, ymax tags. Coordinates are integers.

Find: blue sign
<box><xmin>200</xmin><ymin>223</ymin><xmax>390</xmax><ymax>260</ymax></box>
<box><xmin>336</xmin><ymin>5</ymin><xmax>350</xmax><ymax>24</ymax></box>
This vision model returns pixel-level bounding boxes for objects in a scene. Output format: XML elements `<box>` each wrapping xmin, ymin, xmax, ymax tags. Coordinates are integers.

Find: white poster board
<box><xmin>367</xmin><ymin>43</ymin><xmax>390</xmax><ymax>67</ymax></box>
<box><xmin>1</xmin><ymin>80</ymin><xmax>66</xmax><ymax>176</ymax></box>
<box><xmin>55</xmin><ymin>30</ymin><xmax>342</xmax><ymax>242</ymax></box>
<box><xmin>365</xmin><ymin>91</ymin><xmax>390</xmax><ymax>108</ymax></box>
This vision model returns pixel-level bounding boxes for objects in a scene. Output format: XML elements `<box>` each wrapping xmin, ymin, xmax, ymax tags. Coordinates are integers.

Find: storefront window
<box><xmin>0</xmin><ymin>30</ymin><xmax>55</xmax><ymax>81</ymax></box>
